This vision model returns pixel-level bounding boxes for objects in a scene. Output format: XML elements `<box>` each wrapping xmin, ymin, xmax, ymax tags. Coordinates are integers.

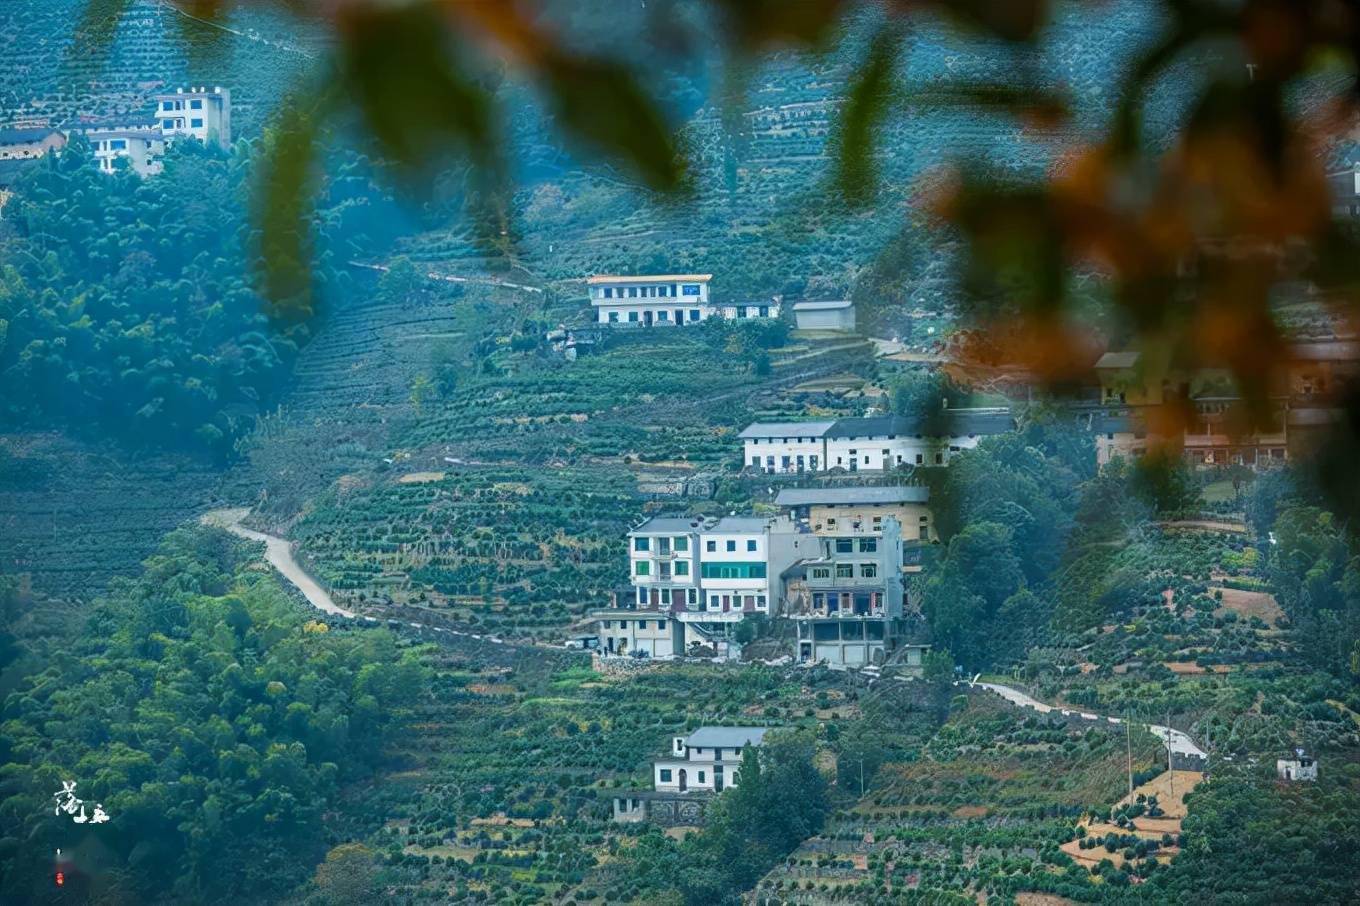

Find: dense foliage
<box><xmin>0</xmin><ymin>528</ymin><xmax>427</xmax><ymax>903</ymax></box>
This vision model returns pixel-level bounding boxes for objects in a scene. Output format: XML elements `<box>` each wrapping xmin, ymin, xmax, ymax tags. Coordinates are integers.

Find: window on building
<box><xmin>859</xmin><ymin>538</ymin><xmax>877</xmax><ymax>553</ymax></box>
<box><xmin>746</xmin><ymin>539</ymin><xmax>757</xmax><ymax>552</ymax></box>
<box><xmin>161</xmin><ymin>101</ymin><xmax>173</xmax><ymax>111</ymax></box>
<box><xmin>638</xmin><ymin>588</ymin><xmax>647</xmax><ymax>605</ymax></box>
<box><xmin>861</xmin><ymin>563</ymin><xmax>878</xmax><ymax>578</ymax></box>
<box><xmin>749</xmin><ymin>456</ymin><xmax>759</xmax><ymax>468</ymax></box>
<box><xmin>674</xmin><ymin>536</ymin><xmax>688</xmax><ymax>552</ymax></box>
<box><xmin>687</xmin><ymin>589</ymin><xmax>697</xmax><ymax>604</ymax></box>
<box><xmin>608</xmin><ymin>312</ymin><xmax>619</xmax><ymax>323</ymax></box>
<box><xmin>660</xmin><ymin>769</ymin><xmax>673</xmax><ymax>783</ymax></box>
<box><xmin>628</xmin><ymin>287</ymin><xmax>639</xmax><ymax>297</ymax></box>
<box><xmin>190</xmin><ymin>118</ymin><xmax>203</xmax><ymax>128</ymax></box>
<box><xmin>689</xmin><ymin>309</ymin><xmax>700</xmax><ymax>321</ymax></box>
<box><xmin>628</xmin><ymin>311</ymin><xmax>638</xmax><ymax>322</ymax></box>
<box><xmin>657</xmin><ymin>311</ymin><xmax>669</xmax><ymax>321</ymax></box>
<box><xmin>190</xmin><ymin>99</ymin><xmax>203</xmax><ymax>109</ymax></box>
<box><xmin>700</xmin><ymin>562</ymin><xmax>767</xmax><ymax>579</ymax></box>
<box><xmin>756</xmin><ymin>595</ymin><xmax>766</xmax><ymax>608</ymax></box>
<box><xmin>835</xmin><ymin>539</ymin><xmax>853</xmax><ymax>553</ymax></box>
<box><xmin>836</xmin><ymin>563</ymin><xmax>853</xmax><ymax>578</ymax></box>
<box><xmin>110</xmin><ymin>139</ymin><xmax>126</xmax><ymax>150</ymax></box>
<box><xmin>826</xmin><ymin>517</ymin><xmax>837</xmax><ymax>529</ymax></box>
<box><xmin>935</xmin><ymin>452</ymin><xmax>944</xmax><ymax>464</ymax></box>
<box><xmin>726</xmin><ymin>540</ymin><xmax>736</xmax><ymax>552</ymax></box>
<box><xmin>161</xmin><ymin>119</ymin><xmax>175</xmax><ymax>129</ymax></box>
<box><xmin>635</xmin><ymin>561</ymin><xmax>650</xmax><ymax>576</ymax></box>
<box><xmin>635</xmin><ymin>537</ymin><xmax>650</xmax><ymax>552</ymax></box>
<box><xmin>675</xmin><ymin>561</ymin><xmax>689</xmax><ymax>576</ymax></box>
<box><xmin>811</xmin><ymin>567</ymin><xmax>831</xmax><ymax>579</ymax></box>
<box><xmin>603</xmin><ymin>287</ymin><xmax>613</xmax><ymax>298</ymax></box>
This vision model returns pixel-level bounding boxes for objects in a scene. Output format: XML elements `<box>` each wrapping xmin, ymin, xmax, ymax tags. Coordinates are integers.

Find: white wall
<box><xmin>743</xmin><ymin>437</ymin><xmax>827</xmax><ymax>473</ymax></box>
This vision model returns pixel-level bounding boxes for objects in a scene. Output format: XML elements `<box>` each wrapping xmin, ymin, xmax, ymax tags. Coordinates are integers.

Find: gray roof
<box><xmin>738</xmin><ymin>420</ymin><xmax>837</xmax><ymax>440</ymax></box>
<box><xmin>708</xmin><ymin>516</ymin><xmax>769</xmax><ymax>533</ymax></box>
<box><xmin>0</xmin><ymin>126</ymin><xmax>61</xmax><ymax>144</ymax></box>
<box><xmin>792</xmin><ymin>300</ymin><xmax>853</xmax><ymax>311</ymax></box>
<box><xmin>1088</xmin><ymin>413</ymin><xmax>1139</xmax><ymax>434</ymax></box>
<box><xmin>684</xmin><ymin>726</ymin><xmax>770</xmax><ymax>749</ymax></box>
<box><xmin>631</xmin><ymin>516</ymin><xmax>704</xmax><ymax>534</ymax></box>
<box><xmin>776</xmin><ymin>486</ymin><xmax>929</xmax><ymax>507</ymax></box>
<box><xmin>824</xmin><ymin>411</ymin><xmax>1013</xmax><ymax>440</ymax></box>
<box><xmin>1095</xmin><ymin>351</ymin><xmax>1141</xmax><ymax>369</ymax></box>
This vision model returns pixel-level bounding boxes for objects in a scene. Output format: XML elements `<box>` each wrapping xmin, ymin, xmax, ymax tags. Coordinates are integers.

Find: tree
<box><xmin>313</xmin><ymin>843</ymin><xmax>381</xmax><ymax>905</ymax></box>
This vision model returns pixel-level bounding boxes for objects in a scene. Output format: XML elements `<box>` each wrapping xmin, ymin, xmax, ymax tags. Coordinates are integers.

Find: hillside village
<box><xmin>2</xmin><ymin>3</ymin><xmax>1360</xmax><ymax>904</ymax></box>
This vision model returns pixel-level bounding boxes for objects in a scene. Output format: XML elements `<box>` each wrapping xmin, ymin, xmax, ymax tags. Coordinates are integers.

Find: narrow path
<box><xmin>202</xmin><ymin>508</ymin><xmax>353</xmax><ymax>616</ymax></box>
<box><xmin>963</xmin><ymin>679</ymin><xmax>1207</xmax><ymax>760</ymax></box>
<box><xmin>200</xmin><ymin>508</ymin><xmax>529</xmax><ymax>650</ymax></box>
<box><xmin>348</xmin><ymin>260</ymin><xmax>543</xmax><ymax>294</ymax></box>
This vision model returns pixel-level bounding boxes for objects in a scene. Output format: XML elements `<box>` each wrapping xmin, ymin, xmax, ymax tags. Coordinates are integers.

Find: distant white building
<box><xmin>153</xmin><ymin>87</ymin><xmax>232</xmax><ymax>147</ymax></box>
<box><xmin>1276</xmin><ymin>748</ymin><xmax>1317</xmax><ymax>782</ymax></box>
<box><xmin>72</xmin><ymin>117</ymin><xmax>167</xmax><ymax>176</ymax></box>
<box><xmin>741</xmin><ymin>411</ymin><xmax>1014</xmax><ymax>474</ymax></box>
<box><xmin>793</xmin><ymin>299</ymin><xmax>854</xmax><ymax>331</ymax></box>
<box><xmin>614</xmin><ymin>726</ymin><xmax>771</xmax><ymax>824</ymax></box>
<box><xmin>589</xmin><ymin>274</ymin><xmax>714</xmax><ymax>326</ymax></box>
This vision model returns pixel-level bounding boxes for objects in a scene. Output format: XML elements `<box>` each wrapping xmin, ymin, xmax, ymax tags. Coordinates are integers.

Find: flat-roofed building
<box><xmin>775</xmin><ymin>485</ymin><xmax>935</xmax><ymax>542</ymax></box>
<box><xmin>153</xmin><ymin>86</ymin><xmax>232</xmax><ymax>147</ymax></box>
<box><xmin>0</xmin><ymin>125</ymin><xmax>66</xmax><ymax>161</ymax></box>
<box><xmin>793</xmin><ymin>299</ymin><xmax>855</xmax><ymax>331</ymax></box>
<box><xmin>73</xmin><ymin>116</ymin><xmax>166</xmax><ymax>176</ymax></box>
<box><xmin>589</xmin><ymin>274</ymin><xmax>714</xmax><ymax>326</ymax></box>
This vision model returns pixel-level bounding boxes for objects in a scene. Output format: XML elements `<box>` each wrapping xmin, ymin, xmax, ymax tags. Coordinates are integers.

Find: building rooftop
<box><xmin>684</xmin><ymin>726</ymin><xmax>770</xmax><ymax>749</ymax></box>
<box><xmin>776</xmin><ymin>486</ymin><xmax>929</xmax><ymax>507</ymax></box>
<box><xmin>792</xmin><ymin>300</ymin><xmax>853</xmax><ymax>311</ymax></box>
<box><xmin>631</xmin><ymin>515</ymin><xmax>708</xmax><ymax>534</ymax></box>
<box><xmin>823</xmin><ymin>411</ymin><xmax>1013</xmax><ymax>440</ymax></box>
<box><xmin>707</xmin><ymin>516</ymin><xmax>769</xmax><ymax>533</ymax></box>
<box><xmin>1088</xmin><ymin>413</ymin><xmax>1141</xmax><ymax>434</ymax></box>
<box><xmin>0</xmin><ymin>126</ymin><xmax>61</xmax><ymax>144</ymax></box>
<box><xmin>738</xmin><ymin>420</ymin><xmax>838</xmax><ymax>440</ymax></box>
<box><xmin>587</xmin><ymin>274</ymin><xmax>712</xmax><ymax>285</ymax></box>
<box><xmin>1094</xmin><ymin>351</ymin><xmax>1141</xmax><ymax>369</ymax></box>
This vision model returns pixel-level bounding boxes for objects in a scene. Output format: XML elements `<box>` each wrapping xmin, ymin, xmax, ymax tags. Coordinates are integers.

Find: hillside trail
<box><xmin>962</xmin><ymin>679</ymin><xmax>1208</xmax><ymax>760</ymax></box>
<box><xmin>199</xmin><ymin>508</ymin><xmax>532</xmax><ymax>650</ymax></box>
<box><xmin>201</xmin><ymin>508</ymin><xmax>354</xmax><ymax>617</ymax></box>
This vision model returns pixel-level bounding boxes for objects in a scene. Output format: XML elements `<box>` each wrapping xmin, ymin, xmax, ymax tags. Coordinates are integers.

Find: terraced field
<box><xmin>755</xmin><ymin>692</ymin><xmax>1166</xmax><ymax>903</ymax></box>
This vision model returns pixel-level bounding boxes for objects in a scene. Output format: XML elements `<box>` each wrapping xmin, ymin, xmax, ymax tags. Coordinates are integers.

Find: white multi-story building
<box><xmin>153</xmin><ymin>86</ymin><xmax>232</xmax><ymax>147</ymax></box>
<box><xmin>614</xmin><ymin>726</ymin><xmax>771</xmax><ymax>825</ymax></box>
<box><xmin>74</xmin><ymin>117</ymin><xmax>167</xmax><ymax>176</ymax></box>
<box><xmin>742</xmin><ymin>410</ymin><xmax>1014</xmax><ymax>474</ymax></box>
<box><xmin>589</xmin><ymin>274</ymin><xmax>714</xmax><ymax>326</ymax></box>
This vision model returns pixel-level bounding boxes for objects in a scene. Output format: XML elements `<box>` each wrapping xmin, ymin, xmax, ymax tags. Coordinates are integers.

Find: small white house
<box><xmin>793</xmin><ymin>300</ymin><xmax>855</xmax><ymax>331</ymax></box>
<box><xmin>1276</xmin><ymin>748</ymin><xmax>1317</xmax><ymax>782</ymax></box>
<box><xmin>652</xmin><ymin>726</ymin><xmax>769</xmax><ymax>793</ymax></box>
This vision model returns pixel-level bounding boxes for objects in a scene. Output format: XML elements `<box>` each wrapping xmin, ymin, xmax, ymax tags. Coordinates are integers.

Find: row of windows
<box><xmin>601</xmin><ymin>619</ymin><xmax>667</xmax><ymax>630</ymax></box>
<box><xmin>748</xmin><ymin>433</ymin><xmax>979</xmax><ymax>444</ymax></box>
<box><xmin>810</xmin><ymin>563</ymin><xmax>878</xmax><ymax>579</ymax></box>
<box><xmin>92</xmin><ymin>139</ymin><xmax>128</xmax><ymax>151</ymax></box>
<box><xmin>700</xmin><ymin>562</ymin><xmax>767</xmax><ymax>579</ymax></box>
<box><xmin>635</xmin><ymin>536</ymin><xmax>760</xmax><ymax>553</ymax></box>
<box><xmin>607</xmin><ymin>308</ymin><xmax>703</xmax><ymax>323</ymax></box>
<box><xmin>635</xmin><ymin>560</ymin><xmax>689</xmax><ymax>577</ymax></box>
<box><xmin>599</xmin><ymin>283</ymin><xmax>702</xmax><ymax>299</ymax></box>
<box><xmin>708</xmin><ymin>593</ymin><xmax>766</xmax><ymax>608</ymax></box>
<box><xmin>638</xmin><ymin>587</ymin><xmax>698</xmax><ymax>605</ymax></box>
<box><xmin>161</xmin><ymin>118</ymin><xmax>205</xmax><ymax>130</ymax></box>
<box><xmin>160</xmin><ymin>99</ymin><xmax>206</xmax><ymax>111</ymax></box>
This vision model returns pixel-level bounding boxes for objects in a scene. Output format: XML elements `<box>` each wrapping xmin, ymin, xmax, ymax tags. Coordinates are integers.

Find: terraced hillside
<box><xmin>0</xmin><ymin>0</ymin><xmax>320</xmax><ymax>131</ymax></box>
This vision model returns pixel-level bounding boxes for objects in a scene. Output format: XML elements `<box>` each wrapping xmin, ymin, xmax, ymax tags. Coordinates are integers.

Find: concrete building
<box><xmin>785</xmin><ymin>517</ymin><xmax>907</xmax><ymax>667</ymax></box>
<box><xmin>0</xmin><ymin>125</ymin><xmax>66</xmax><ymax>161</ymax></box>
<box><xmin>714</xmin><ymin>298</ymin><xmax>782</xmax><ymax>320</ymax></box>
<box><xmin>614</xmin><ymin>726</ymin><xmax>770</xmax><ymax>825</ymax></box>
<box><xmin>793</xmin><ymin>299</ymin><xmax>855</xmax><ymax>331</ymax></box>
<box><xmin>75</xmin><ymin>117</ymin><xmax>166</xmax><ymax>176</ymax></box>
<box><xmin>589</xmin><ymin>274</ymin><xmax>714</xmax><ymax>326</ymax></box>
<box><xmin>742</xmin><ymin>411</ymin><xmax>1014</xmax><ymax>474</ymax></box>
<box><xmin>153</xmin><ymin>86</ymin><xmax>232</xmax><ymax>146</ymax></box>
<box><xmin>775</xmin><ymin>485</ymin><xmax>935</xmax><ymax>543</ymax></box>
<box><xmin>1276</xmin><ymin>748</ymin><xmax>1318</xmax><ymax>782</ymax></box>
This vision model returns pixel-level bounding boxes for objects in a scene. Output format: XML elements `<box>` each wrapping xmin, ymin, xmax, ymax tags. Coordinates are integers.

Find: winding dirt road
<box><xmin>201</xmin><ymin>509</ymin><xmax>355</xmax><ymax>617</ymax></box>
<box><xmin>964</xmin><ymin>679</ymin><xmax>1207</xmax><ymax>760</ymax></box>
